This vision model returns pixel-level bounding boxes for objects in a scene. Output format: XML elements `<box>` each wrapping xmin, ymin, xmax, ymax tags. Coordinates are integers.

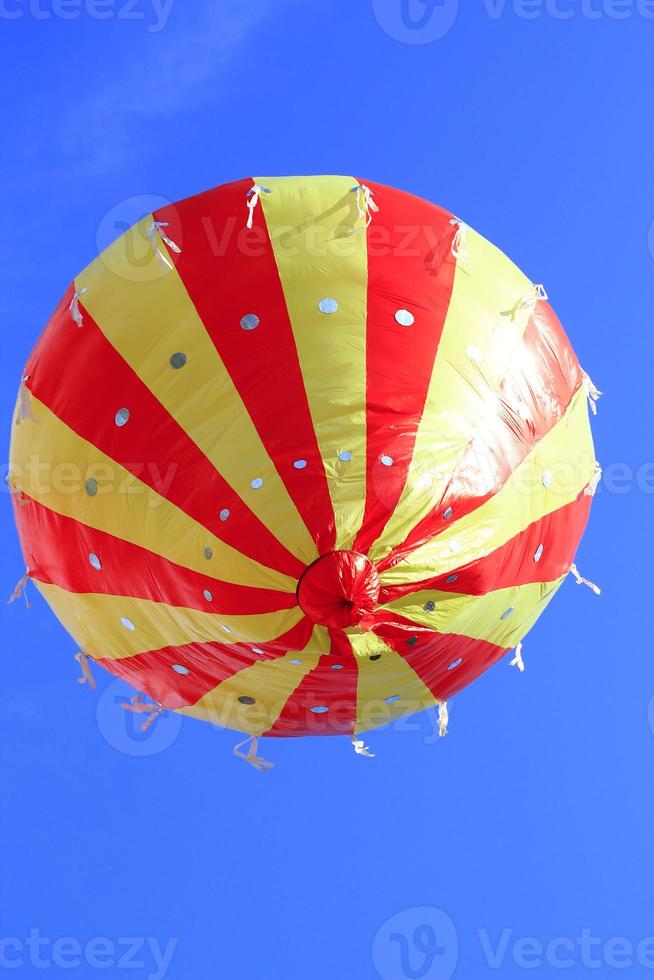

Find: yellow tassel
<box><xmin>233</xmin><ymin>735</ymin><xmax>274</xmax><ymax>772</ymax></box>
<box><xmin>74</xmin><ymin>652</ymin><xmax>96</xmax><ymax>690</ymax></box>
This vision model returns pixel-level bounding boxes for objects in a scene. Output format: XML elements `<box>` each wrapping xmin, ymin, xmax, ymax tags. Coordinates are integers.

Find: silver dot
<box><xmin>170</xmin><ymin>352</ymin><xmax>187</xmax><ymax>369</ymax></box>
<box><xmin>219</xmin><ymin>508</ymin><xmax>230</xmax><ymax>522</ymax></box>
<box><xmin>203</xmin><ymin>589</ymin><xmax>213</xmax><ymax>602</ymax></box>
<box><xmin>238</xmin><ymin>695</ymin><xmax>256</xmax><ymax>705</ymax></box>
<box><xmin>289</xmin><ymin>658</ymin><xmax>302</xmax><ymax>665</ymax></box>
<box><xmin>501</xmin><ymin>607</ymin><xmax>514</xmax><ymax>620</ymax></box>
<box><xmin>331</xmin><ymin>664</ymin><xmax>344</xmax><ymax>671</ymax></box>
<box><xmin>380</xmin><ymin>455</ymin><xmax>394</xmax><ymax>467</ymax></box>
<box><xmin>318</xmin><ymin>298</ymin><xmax>339</xmax><ymax>315</ymax></box>
<box><xmin>88</xmin><ymin>552</ymin><xmax>102</xmax><ymax>571</ymax></box>
<box><xmin>310</xmin><ymin>705</ymin><xmax>329</xmax><ymax>714</ymax></box>
<box><xmin>443</xmin><ymin>506</ymin><xmax>453</xmax><ymax>520</ymax></box>
<box><xmin>85</xmin><ymin>478</ymin><xmax>98</xmax><ymax>497</ymax></box>
<box><xmin>294</xmin><ymin>459</ymin><xmax>307</xmax><ymax>470</ymax></box>
<box><xmin>395</xmin><ymin>309</ymin><xmax>415</xmax><ymax>327</ymax></box>
<box><xmin>338</xmin><ymin>450</ymin><xmax>352</xmax><ymax>462</ymax></box>
<box><xmin>385</xmin><ymin>695</ymin><xmax>400</xmax><ymax>704</ymax></box>
<box><xmin>204</xmin><ymin>547</ymin><xmax>213</xmax><ymax>560</ymax></box>
<box><xmin>252</xmin><ymin>647</ymin><xmax>264</xmax><ymax>655</ymax></box>
<box><xmin>534</xmin><ymin>544</ymin><xmax>544</xmax><ymax>563</ymax></box>
<box><xmin>542</xmin><ymin>469</ymin><xmax>552</xmax><ymax>488</ymax></box>
<box><xmin>251</xmin><ymin>478</ymin><xmax>264</xmax><ymax>490</ymax></box>
<box><xmin>240</xmin><ymin>314</ymin><xmax>260</xmax><ymax>331</ymax></box>
<box><xmin>446</xmin><ymin>574</ymin><xmax>458</xmax><ymax>584</ymax></box>
<box><xmin>448</xmin><ymin>658</ymin><xmax>462</xmax><ymax>671</ymax></box>
<box><xmin>172</xmin><ymin>663</ymin><xmax>189</xmax><ymax>675</ymax></box>
<box><xmin>424</xmin><ymin>600</ymin><xmax>436</xmax><ymax>612</ymax></box>
<box><xmin>115</xmin><ymin>408</ymin><xmax>130</xmax><ymax>427</ymax></box>
<box><xmin>120</xmin><ymin>617</ymin><xmax>135</xmax><ymax>631</ymax></box>
<box><xmin>221</xmin><ymin>624</ymin><xmax>232</xmax><ymax>633</ymax></box>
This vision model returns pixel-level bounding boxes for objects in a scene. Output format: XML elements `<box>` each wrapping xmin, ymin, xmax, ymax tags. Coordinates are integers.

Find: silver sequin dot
<box><xmin>219</xmin><ymin>508</ymin><xmax>230</xmax><ymax>522</ymax></box>
<box><xmin>443</xmin><ymin>506</ymin><xmax>453</xmax><ymax>520</ymax></box>
<box><xmin>120</xmin><ymin>617</ymin><xmax>135</xmax><ymax>631</ymax></box>
<box><xmin>204</xmin><ymin>547</ymin><xmax>213</xmax><ymax>560</ymax></box>
<box><xmin>446</xmin><ymin>574</ymin><xmax>458</xmax><ymax>584</ymax></box>
<box><xmin>385</xmin><ymin>695</ymin><xmax>400</xmax><ymax>704</ymax></box>
<box><xmin>424</xmin><ymin>600</ymin><xmax>436</xmax><ymax>612</ymax></box>
<box><xmin>338</xmin><ymin>450</ymin><xmax>352</xmax><ymax>462</ymax></box>
<box><xmin>542</xmin><ymin>469</ymin><xmax>553</xmax><ymax>488</ymax></box>
<box><xmin>88</xmin><ymin>552</ymin><xmax>102</xmax><ymax>571</ymax></box>
<box><xmin>395</xmin><ymin>309</ymin><xmax>415</xmax><ymax>327</ymax></box>
<box><xmin>252</xmin><ymin>647</ymin><xmax>264</xmax><ymax>655</ymax></box>
<box><xmin>221</xmin><ymin>624</ymin><xmax>232</xmax><ymax>633</ymax></box>
<box><xmin>448</xmin><ymin>658</ymin><xmax>463</xmax><ymax>671</ymax></box>
<box><xmin>318</xmin><ymin>298</ymin><xmax>339</xmax><ymax>315</ymax></box>
<box><xmin>294</xmin><ymin>459</ymin><xmax>307</xmax><ymax>470</ymax></box>
<box><xmin>85</xmin><ymin>478</ymin><xmax>98</xmax><ymax>497</ymax></box>
<box><xmin>170</xmin><ymin>352</ymin><xmax>187</xmax><ymax>369</ymax></box>
<box><xmin>380</xmin><ymin>455</ymin><xmax>394</xmax><ymax>467</ymax></box>
<box><xmin>534</xmin><ymin>543</ymin><xmax>544</xmax><ymax>563</ymax></box>
<box><xmin>238</xmin><ymin>695</ymin><xmax>256</xmax><ymax>705</ymax></box>
<box><xmin>501</xmin><ymin>607</ymin><xmax>514</xmax><ymax>620</ymax></box>
<box><xmin>251</xmin><ymin>478</ymin><xmax>264</xmax><ymax>490</ymax></box>
<box><xmin>203</xmin><ymin>589</ymin><xmax>213</xmax><ymax>602</ymax></box>
<box><xmin>240</xmin><ymin>314</ymin><xmax>260</xmax><ymax>331</ymax></box>
<box><xmin>289</xmin><ymin>658</ymin><xmax>302</xmax><ymax>665</ymax></box>
<box><xmin>331</xmin><ymin>664</ymin><xmax>344</xmax><ymax>671</ymax></box>
<box><xmin>172</xmin><ymin>663</ymin><xmax>189</xmax><ymax>675</ymax></box>
<box><xmin>115</xmin><ymin>408</ymin><xmax>130</xmax><ymax>427</ymax></box>
<box><xmin>310</xmin><ymin>705</ymin><xmax>329</xmax><ymax>714</ymax></box>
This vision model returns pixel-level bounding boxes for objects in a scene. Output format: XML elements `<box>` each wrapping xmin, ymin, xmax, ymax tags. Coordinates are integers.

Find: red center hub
<box><xmin>297</xmin><ymin>550</ymin><xmax>380</xmax><ymax>629</ymax></box>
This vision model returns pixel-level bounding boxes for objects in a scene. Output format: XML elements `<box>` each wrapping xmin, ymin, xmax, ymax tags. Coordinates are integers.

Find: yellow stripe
<box><xmin>76</xmin><ymin>215</ymin><xmax>317</xmax><ymax>566</ymax></box>
<box><xmin>371</xmin><ymin>226</ymin><xmax>537</xmax><ymax>561</ymax></box>
<box><xmin>380</xmin><ymin>384</ymin><xmax>594</xmax><ymax>587</ymax></box>
<box><xmin>178</xmin><ymin>625</ymin><xmax>330</xmax><ymax>735</ymax></box>
<box><xmin>10</xmin><ymin>396</ymin><xmax>295</xmax><ymax>593</ymax></box>
<box><xmin>35</xmin><ymin>582</ymin><xmax>302</xmax><ymax>661</ymax></box>
<box><xmin>347</xmin><ymin>631</ymin><xmax>436</xmax><ymax>734</ymax></box>
<box><xmin>257</xmin><ymin>176</ymin><xmax>368</xmax><ymax>550</ymax></box>
<box><xmin>381</xmin><ymin>578</ymin><xmax>565</xmax><ymax>648</ymax></box>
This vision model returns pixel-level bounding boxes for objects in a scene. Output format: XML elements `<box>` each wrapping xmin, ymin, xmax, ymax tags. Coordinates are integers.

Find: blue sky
<box><xmin>1</xmin><ymin>2</ymin><xmax>652</xmax><ymax>978</ymax></box>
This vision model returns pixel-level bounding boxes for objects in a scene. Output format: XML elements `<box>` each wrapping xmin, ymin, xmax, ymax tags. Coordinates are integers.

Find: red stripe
<box><xmin>96</xmin><ymin>617</ymin><xmax>315</xmax><ymax>710</ymax></box>
<box><xmin>264</xmin><ymin>630</ymin><xmax>358</xmax><ymax>737</ymax></box>
<box><xmin>14</xmin><ymin>495</ymin><xmax>296</xmax><ymax>615</ymax></box>
<box><xmin>353</xmin><ymin>180</ymin><xmax>457</xmax><ymax>555</ymax></box>
<box><xmin>378</xmin><ymin>301</ymin><xmax>584</xmax><ymax>572</ymax></box>
<box><xmin>370</xmin><ymin>617</ymin><xmax>508</xmax><ymax>702</ymax></box>
<box><xmin>379</xmin><ymin>489</ymin><xmax>592</xmax><ymax>604</ymax></box>
<box><xmin>154</xmin><ymin>179</ymin><xmax>336</xmax><ymax>555</ymax></box>
<box><xmin>23</xmin><ymin>284</ymin><xmax>304</xmax><ymax>580</ymax></box>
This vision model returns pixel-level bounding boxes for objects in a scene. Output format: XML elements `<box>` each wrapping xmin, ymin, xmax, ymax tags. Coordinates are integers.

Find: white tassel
<box><xmin>8</xmin><ymin>567</ymin><xmax>31</xmax><ymax>608</ymax></box>
<box><xmin>438</xmin><ymin>701</ymin><xmax>449</xmax><ymax>737</ymax></box>
<box><xmin>585</xmin><ymin>462</ymin><xmax>602</xmax><ymax>497</ymax></box>
<box><xmin>351</xmin><ymin>184</ymin><xmax>379</xmax><ymax>227</ymax></box>
<box><xmin>246</xmin><ymin>183</ymin><xmax>271</xmax><ymax>230</ymax></box>
<box><xmin>503</xmin><ymin>283</ymin><xmax>548</xmax><ymax>321</ymax></box>
<box><xmin>569</xmin><ymin>563</ymin><xmax>601</xmax><ymax>595</ymax></box>
<box><xmin>510</xmin><ymin>641</ymin><xmax>525</xmax><ymax>672</ymax></box>
<box><xmin>449</xmin><ymin>218</ymin><xmax>469</xmax><ymax>265</ymax></box>
<box><xmin>146</xmin><ymin>221</ymin><xmax>181</xmax><ymax>273</ymax></box>
<box><xmin>351</xmin><ymin>737</ymin><xmax>375</xmax><ymax>758</ymax></box>
<box><xmin>69</xmin><ymin>287</ymin><xmax>88</xmax><ymax>327</ymax></box>
<box><xmin>233</xmin><ymin>735</ymin><xmax>274</xmax><ymax>772</ymax></box>
<box><xmin>583</xmin><ymin>371</ymin><xmax>602</xmax><ymax>416</ymax></box>
<box><xmin>15</xmin><ymin>375</ymin><xmax>39</xmax><ymax>425</ymax></box>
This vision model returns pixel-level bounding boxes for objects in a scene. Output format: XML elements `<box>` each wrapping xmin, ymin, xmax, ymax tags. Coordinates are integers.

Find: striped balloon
<box><xmin>9</xmin><ymin>176</ymin><xmax>598</xmax><ymax>743</ymax></box>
